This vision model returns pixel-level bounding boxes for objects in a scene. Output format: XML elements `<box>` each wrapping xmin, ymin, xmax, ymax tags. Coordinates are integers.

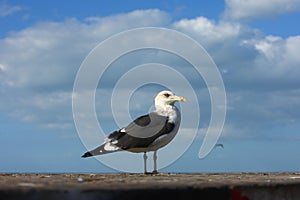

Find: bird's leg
<box><xmin>143</xmin><ymin>152</ymin><xmax>148</xmax><ymax>174</ymax></box>
<box><xmin>152</xmin><ymin>151</ymin><xmax>158</xmax><ymax>174</ymax></box>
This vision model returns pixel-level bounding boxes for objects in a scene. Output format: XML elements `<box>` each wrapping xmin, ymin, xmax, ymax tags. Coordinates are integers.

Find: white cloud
<box><xmin>1</xmin><ymin>8</ymin><xmax>300</xmax><ymax>141</ymax></box>
<box><xmin>3</xmin><ymin>90</ymin><xmax>72</xmax><ymax>129</ymax></box>
<box><xmin>172</xmin><ymin>16</ymin><xmax>259</xmax><ymax>71</ymax></box>
<box><xmin>173</xmin><ymin>15</ymin><xmax>300</xmax><ymax>86</ymax></box>
<box><xmin>0</xmin><ymin>9</ymin><xmax>170</xmax><ymax>128</ymax></box>
<box><xmin>171</xmin><ymin>13</ymin><xmax>300</xmax><ymax>140</ymax></box>
<box><xmin>85</xmin><ymin>9</ymin><xmax>170</xmax><ymax>29</ymax></box>
<box><xmin>255</xmin><ymin>36</ymin><xmax>283</xmax><ymax>59</ymax></box>
<box><xmin>224</xmin><ymin>0</ymin><xmax>300</xmax><ymax>22</ymax></box>
<box><xmin>0</xmin><ymin>9</ymin><xmax>170</xmax><ymax>90</ymax></box>
<box><xmin>173</xmin><ymin>17</ymin><xmax>241</xmax><ymax>44</ymax></box>
<box><xmin>253</xmin><ymin>35</ymin><xmax>300</xmax><ymax>80</ymax></box>
<box><xmin>0</xmin><ymin>2</ymin><xmax>23</xmax><ymax>17</ymax></box>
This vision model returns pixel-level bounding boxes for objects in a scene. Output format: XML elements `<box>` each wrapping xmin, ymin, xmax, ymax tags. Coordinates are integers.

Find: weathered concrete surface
<box><xmin>1</xmin><ymin>173</ymin><xmax>300</xmax><ymax>200</ymax></box>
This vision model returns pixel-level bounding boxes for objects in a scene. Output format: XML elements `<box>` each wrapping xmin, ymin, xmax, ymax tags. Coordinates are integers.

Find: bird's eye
<box><xmin>163</xmin><ymin>93</ymin><xmax>171</xmax><ymax>98</ymax></box>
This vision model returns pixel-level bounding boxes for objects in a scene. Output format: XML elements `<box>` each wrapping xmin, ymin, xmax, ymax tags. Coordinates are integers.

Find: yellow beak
<box><xmin>173</xmin><ymin>95</ymin><xmax>186</xmax><ymax>102</ymax></box>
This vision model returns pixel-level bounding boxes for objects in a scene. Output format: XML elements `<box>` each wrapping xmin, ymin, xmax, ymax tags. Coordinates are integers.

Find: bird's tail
<box><xmin>81</xmin><ymin>142</ymin><xmax>121</xmax><ymax>158</ymax></box>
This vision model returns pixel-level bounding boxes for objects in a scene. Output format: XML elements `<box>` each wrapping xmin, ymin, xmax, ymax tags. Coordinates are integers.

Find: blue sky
<box><xmin>1</xmin><ymin>0</ymin><xmax>300</xmax><ymax>173</ymax></box>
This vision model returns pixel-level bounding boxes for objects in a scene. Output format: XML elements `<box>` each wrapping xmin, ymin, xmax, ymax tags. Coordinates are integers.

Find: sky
<box><xmin>1</xmin><ymin>0</ymin><xmax>300</xmax><ymax>173</ymax></box>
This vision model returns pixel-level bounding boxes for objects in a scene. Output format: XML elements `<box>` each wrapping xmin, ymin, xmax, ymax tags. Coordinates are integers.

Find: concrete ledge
<box><xmin>1</xmin><ymin>173</ymin><xmax>300</xmax><ymax>200</ymax></box>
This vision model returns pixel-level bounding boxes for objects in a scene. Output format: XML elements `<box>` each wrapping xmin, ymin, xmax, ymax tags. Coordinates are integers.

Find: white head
<box><xmin>154</xmin><ymin>90</ymin><xmax>186</xmax><ymax>109</ymax></box>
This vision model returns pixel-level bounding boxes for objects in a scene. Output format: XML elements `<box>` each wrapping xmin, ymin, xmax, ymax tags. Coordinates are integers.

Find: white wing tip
<box><xmin>104</xmin><ymin>142</ymin><xmax>119</xmax><ymax>151</ymax></box>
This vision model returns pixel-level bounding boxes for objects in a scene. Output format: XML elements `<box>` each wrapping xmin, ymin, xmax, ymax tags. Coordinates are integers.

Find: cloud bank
<box><xmin>224</xmin><ymin>0</ymin><xmax>300</xmax><ymax>22</ymax></box>
<box><xmin>1</xmin><ymin>6</ymin><xmax>300</xmax><ymax>140</ymax></box>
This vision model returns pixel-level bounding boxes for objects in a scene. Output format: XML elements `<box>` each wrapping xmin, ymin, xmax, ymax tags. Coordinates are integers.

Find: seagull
<box><xmin>81</xmin><ymin>90</ymin><xmax>186</xmax><ymax>174</ymax></box>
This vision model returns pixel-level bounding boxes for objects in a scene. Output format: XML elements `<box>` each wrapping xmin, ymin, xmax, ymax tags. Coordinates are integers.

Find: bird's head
<box><xmin>154</xmin><ymin>90</ymin><xmax>186</xmax><ymax>108</ymax></box>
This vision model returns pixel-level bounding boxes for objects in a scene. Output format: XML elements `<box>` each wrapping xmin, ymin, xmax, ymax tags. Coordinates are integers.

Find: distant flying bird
<box><xmin>82</xmin><ymin>90</ymin><xmax>186</xmax><ymax>174</ymax></box>
<box><xmin>215</xmin><ymin>143</ymin><xmax>224</xmax><ymax>149</ymax></box>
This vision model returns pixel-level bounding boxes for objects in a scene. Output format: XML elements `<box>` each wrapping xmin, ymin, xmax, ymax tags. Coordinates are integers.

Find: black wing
<box><xmin>108</xmin><ymin>112</ymin><xmax>175</xmax><ymax>150</ymax></box>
